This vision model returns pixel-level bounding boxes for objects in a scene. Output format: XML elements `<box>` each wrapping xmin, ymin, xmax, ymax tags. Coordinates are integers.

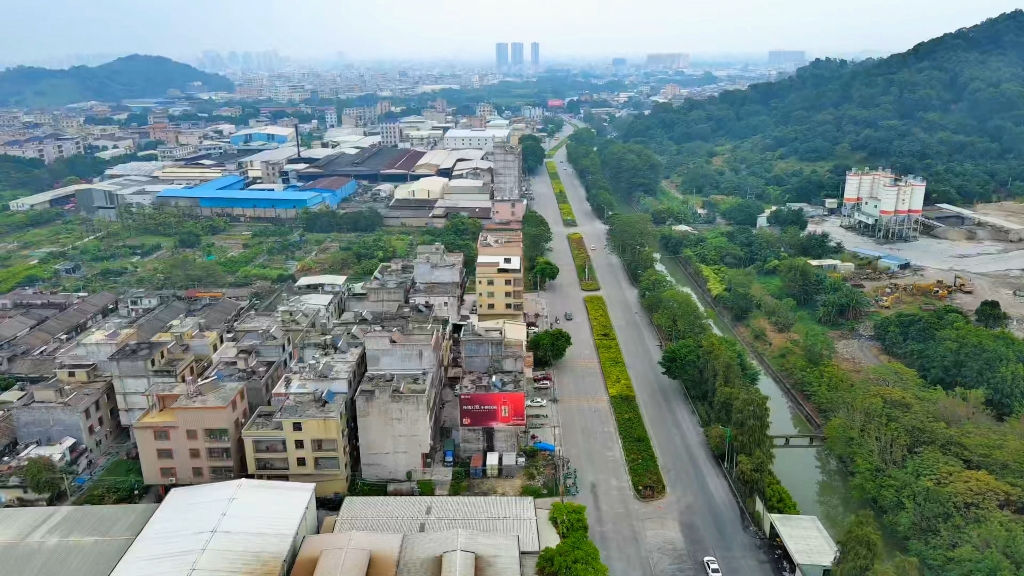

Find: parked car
<box><xmin>564</xmin><ymin>311</ymin><xmax>573</xmax><ymax>321</ymax></box>
<box><xmin>703</xmin><ymin>557</ymin><xmax>722</xmax><ymax>576</ymax></box>
<box><xmin>533</xmin><ymin>380</ymin><xmax>552</xmax><ymax>389</ymax></box>
<box><xmin>534</xmin><ymin>371</ymin><xmax>553</xmax><ymax>381</ymax></box>
<box><xmin>526</xmin><ymin>398</ymin><xmax>548</xmax><ymax>408</ymax></box>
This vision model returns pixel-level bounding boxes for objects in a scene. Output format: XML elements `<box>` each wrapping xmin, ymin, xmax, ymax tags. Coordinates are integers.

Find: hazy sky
<box><xmin>2</xmin><ymin>0</ymin><xmax>1020</xmax><ymax>64</ymax></box>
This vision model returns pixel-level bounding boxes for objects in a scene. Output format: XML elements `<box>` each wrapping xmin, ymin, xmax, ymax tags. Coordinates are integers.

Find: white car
<box><xmin>526</xmin><ymin>398</ymin><xmax>547</xmax><ymax>408</ymax></box>
<box><xmin>703</xmin><ymin>557</ymin><xmax>722</xmax><ymax>576</ymax></box>
<box><xmin>533</xmin><ymin>381</ymin><xmax>552</xmax><ymax>389</ymax></box>
<box><xmin>590</xmin><ymin>244</ymin><xmax>596</xmax><ymax>250</ymax></box>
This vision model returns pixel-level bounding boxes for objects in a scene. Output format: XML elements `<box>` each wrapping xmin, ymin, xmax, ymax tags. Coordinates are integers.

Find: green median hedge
<box><xmin>546</xmin><ymin>161</ymin><xmax>576</xmax><ymax>226</ymax></box>
<box><xmin>545</xmin><ymin>138</ymin><xmax>569</xmax><ymax>158</ymax></box>
<box><xmin>567</xmin><ymin>233</ymin><xmax>600</xmax><ymax>291</ymax></box>
<box><xmin>584</xmin><ymin>295</ymin><xmax>666</xmax><ymax>499</ymax></box>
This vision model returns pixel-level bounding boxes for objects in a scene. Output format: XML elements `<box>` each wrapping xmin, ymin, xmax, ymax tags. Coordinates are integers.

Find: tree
<box><xmin>522</xmin><ymin>210</ymin><xmax>553</xmax><ymax>266</ymax></box>
<box><xmin>520</xmin><ymin>134</ymin><xmax>546</xmax><ymax>173</ymax></box>
<box><xmin>767</xmin><ymin>207</ymin><xmax>809</xmax><ymax>230</ymax></box>
<box><xmin>778</xmin><ymin>259</ymin><xmax>826</xmax><ymax>304</ymax></box>
<box><xmin>976</xmin><ymin>299</ymin><xmax>1009</xmax><ymax>329</ymax></box>
<box><xmin>529</xmin><ymin>329</ymin><xmax>573</xmax><ymax>368</ymax></box>
<box><xmin>536</xmin><ymin>536</ymin><xmax>609</xmax><ymax>576</ymax></box>
<box><xmin>23</xmin><ymin>457</ymin><xmax>63</xmax><ymax>497</ymax></box>
<box><xmin>721</xmin><ymin>199</ymin><xmax>764</xmax><ymax>227</ymax></box>
<box><xmin>175</xmin><ymin>230</ymin><xmax>202</xmax><ymax>249</ymax></box>
<box><xmin>532</xmin><ymin>257</ymin><xmax>559</xmax><ymax>288</ymax></box>
<box><xmin>835</xmin><ymin>512</ymin><xmax>884</xmax><ymax>576</ymax></box>
<box><xmin>549</xmin><ymin>502</ymin><xmax>589</xmax><ymax>538</ymax></box>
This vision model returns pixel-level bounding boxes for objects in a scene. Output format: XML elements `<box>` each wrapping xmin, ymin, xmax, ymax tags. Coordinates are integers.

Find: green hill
<box><xmin>621</xmin><ymin>10</ymin><xmax>1024</xmax><ymax>205</ymax></box>
<box><xmin>0</xmin><ymin>55</ymin><xmax>234</xmax><ymax>108</ymax></box>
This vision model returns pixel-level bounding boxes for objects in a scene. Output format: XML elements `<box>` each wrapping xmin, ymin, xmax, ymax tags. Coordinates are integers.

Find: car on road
<box><xmin>590</xmin><ymin>244</ymin><xmax>596</xmax><ymax>250</ymax></box>
<box><xmin>534</xmin><ymin>371</ymin><xmax>553</xmax><ymax>381</ymax></box>
<box><xmin>703</xmin><ymin>557</ymin><xmax>722</xmax><ymax>576</ymax></box>
<box><xmin>526</xmin><ymin>398</ymin><xmax>547</xmax><ymax>408</ymax></box>
<box><xmin>533</xmin><ymin>380</ymin><xmax>551</xmax><ymax>389</ymax></box>
<box><xmin>564</xmin><ymin>311</ymin><xmax>573</xmax><ymax>321</ymax></box>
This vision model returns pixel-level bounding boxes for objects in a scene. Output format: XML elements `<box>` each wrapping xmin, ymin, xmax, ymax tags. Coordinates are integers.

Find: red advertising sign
<box><xmin>547</xmin><ymin>99</ymin><xmax>565</xmax><ymax>108</ymax></box>
<box><xmin>459</xmin><ymin>393</ymin><xmax>526</xmax><ymax>427</ymax></box>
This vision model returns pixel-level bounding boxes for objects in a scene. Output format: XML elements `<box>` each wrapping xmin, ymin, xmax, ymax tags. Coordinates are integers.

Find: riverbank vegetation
<box><xmin>583</xmin><ymin>295</ymin><xmax>665</xmax><ymax>499</ymax></box>
<box><xmin>566</xmin><ymin>233</ymin><xmax>599</xmax><ymax>290</ymax></box>
<box><xmin>546</xmin><ymin>161</ymin><xmax>576</xmax><ymax>225</ymax></box>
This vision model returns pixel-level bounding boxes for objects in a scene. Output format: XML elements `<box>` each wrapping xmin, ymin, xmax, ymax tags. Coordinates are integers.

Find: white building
<box><xmin>156</xmin><ymin>145</ymin><xmax>199</xmax><ymax>161</ymax></box>
<box><xmin>324</xmin><ymin>108</ymin><xmax>338</xmax><ymax>129</ymax></box>
<box><xmin>475</xmin><ymin>103</ymin><xmax>496</xmax><ymax>118</ymax></box>
<box><xmin>381</xmin><ymin>122</ymin><xmax>401</xmax><ymax>146</ymax></box>
<box><xmin>520</xmin><ymin>106</ymin><xmax>543</xmax><ymax>119</ymax></box>
<box><xmin>442</xmin><ymin>129</ymin><xmax>512</xmax><ymax>152</ymax></box>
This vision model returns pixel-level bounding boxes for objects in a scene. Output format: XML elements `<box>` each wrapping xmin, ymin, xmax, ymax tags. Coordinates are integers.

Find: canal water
<box><xmin>653</xmin><ymin>253</ymin><xmax>859</xmax><ymax>538</ymax></box>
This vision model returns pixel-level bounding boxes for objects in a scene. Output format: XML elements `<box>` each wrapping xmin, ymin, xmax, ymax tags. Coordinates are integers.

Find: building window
<box><xmin>505</xmin><ymin>279</ymin><xmax>512</xmax><ymax>286</ymax></box>
<box><xmin>505</xmin><ymin>292</ymin><xmax>512</xmax><ymax>298</ymax></box>
<box><xmin>487</xmin><ymin>303</ymin><xmax>495</xmax><ymax>310</ymax></box>
<box><xmin>505</xmin><ymin>303</ymin><xmax>513</xmax><ymax>310</ymax></box>
<box><xmin>68</xmin><ymin>371</ymin><xmax>76</xmax><ymax>378</ymax></box>
<box><xmin>93</xmin><ymin>400</ymin><xmax>100</xmax><ymax>412</ymax></box>
<box><xmin>97</xmin><ymin>415</ymin><xmax>104</xmax><ymax>426</ymax></box>
<box><xmin>230</xmin><ymin>399</ymin><xmax>237</xmax><ymax>412</ymax></box>
<box><xmin>186</xmin><ymin>429</ymin><xmax>198</xmax><ymax>441</ymax></box>
<box><xmin>208</xmin><ymin>467</ymin><xmax>234</xmax><ymax>480</ymax></box>
<box><xmin>157</xmin><ymin>449</ymin><xmax>174</xmax><ymax>460</ymax></box>
<box><xmin>313</xmin><ymin>439</ymin><xmax>338</xmax><ymax>452</ymax></box>
<box><xmin>315</xmin><ymin>457</ymin><xmax>341</xmax><ymax>470</ymax></box>
<box><xmin>239</xmin><ymin>389</ymin><xmax>245</xmax><ymax>401</ymax></box>
<box><xmin>486</xmin><ymin>292</ymin><xmax>494</xmax><ymax>298</ymax></box>
<box><xmin>207</xmin><ymin>447</ymin><xmax>232</xmax><ymax>460</ymax></box>
<box><xmin>159</xmin><ymin>467</ymin><xmax>177</xmax><ymax>479</ymax></box>
<box><xmin>88</xmin><ymin>424</ymin><xmax>96</xmax><ymax>436</ymax></box>
<box><xmin>205</xmin><ymin>428</ymin><xmax>230</xmax><ymax>442</ymax></box>
<box><xmin>84</xmin><ymin>407</ymin><xmax>91</xmax><ymax>419</ymax></box>
<box><xmin>294</xmin><ymin>439</ymin><xmax>305</xmax><ymax>450</ymax></box>
<box><xmin>296</xmin><ymin>457</ymin><xmax>307</xmax><ymax>467</ymax></box>
<box><xmin>292</xmin><ymin>422</ymin><xmax>302</xmax><ymax>432</ymax></box>
<box><xmin>154</xmin><ymin>430</ymin><xmax>170</xmax><ymax>441</ymax></box>
<box><xmin>192</xmin><ymin>467</ymin><xmax>204</xmax><ymax>479</ymax></box>
<box><xmin>189</xmin><ymin>448</ymin><xmax>201</xmax><ymax>459</ymax></box>
<box><xmin>486</xmin><ymin>279</ymin><xmax>494</xmax><ymax>286</ymax></box>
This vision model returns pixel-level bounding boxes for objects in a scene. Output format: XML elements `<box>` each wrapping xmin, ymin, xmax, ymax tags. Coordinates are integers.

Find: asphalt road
<box><xmin>533</xmin><ymin>127</ymin><xmax>774</xmax><ymax>576</ymax></box>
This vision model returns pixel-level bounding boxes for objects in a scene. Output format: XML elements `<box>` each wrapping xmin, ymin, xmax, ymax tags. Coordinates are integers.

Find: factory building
<box><xmin>154</xmin><ymin>175</ymin><xmax>353</xmax><ymax>219</ymax></box>
<box><xmin>840</xmin><ymin>168</ymin><xmax>927</xmax><ymax>241</ymax></box>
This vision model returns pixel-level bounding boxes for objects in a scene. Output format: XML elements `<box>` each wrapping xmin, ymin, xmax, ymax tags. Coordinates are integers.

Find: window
<box><xmin>486</xmin><ymin>291</ymin><xmax>494</xmax><ymax>298</ymax></box>
<box><xmin>208</xmin><ymin>467</ymin><xmax>234</xmax><ymax>480</ymax></box>
<box><xmin>313</xmin><ymin>439</ymin><xmax>338</xmax><ymax>452</ymax></box>
<box><xmin>292</xmin><ymin>422</ymin><xmax>303</xmax><ymax>432</ymax></box>
<box><xmin>93</xmin><ymin>400</ymin><xmax>100</xmax><ymax>412</ymax></box>
<box><xmin>97</xmin><ymin>415</ymin><xmax>104</xmax><ymax>426</ymax></box>
<box><xmin>296</xmin><ymin>457</ymin><xmax>307</xmax><ymax>467</ymax></box>
<box><xmin>192</xmin><ymin>467</ymin><xmax>204</xmax><ymax>478</ymax></box>
<box><xmin>315</xmin><ymin>457</ymin><xmax>341</xmax><ymax>470</ymax></box>
<box><xmin>159</xmin><ymin>467</ymin><xmax>177</xmax><ymax>479</ymax></box>
<box><xmin>84</xmin><ymin>407</ymin><xmax>91</xmax><ymax>419</ymax></box>
<box><xmin>207</xmin><ymin>447</ymin><xmax>232</xmax><ymax>460</ymax></box>
<box><xmin>505</xmin><ymin>291</ymin><xmax>512</xmax><ymax>298</ymax></box>
<box><xmin>503</xmin><ymin>257</ymin><xmax>512</xmax><ymax>264</ymax></box>
<box><xmin>189</xmin><ymin>448</ymin><xmax>201</xmax><ymax>459</ymax></box>
<box><xmin>88</xmin><ymin>424</ymin><xmax>95</xmax><ymax>436</ymax></box>
<box><xmin>186</xmin><ymin>429</ymin><xmax>198</xmax><ymax>441</ymax></box>
<box><xmin>294</xmin><ymin>439</ymin><xmax>305</xmax><ymax>450</ymax></box>
<box><xmin>486</xmin><ymin>279</ymin><xmax>494</xmax><ymax>286</ymax></box>
<box><xmin>204</xmin><ymin>428</ymin><xmax>230</xmax><ymax>442</ymax></box>
<box><xmin>156</xmin><ymin>449</ymin><xmax>173</xmax><ymax>460</ymax></box>
<box><xmin>67</xmin><ymin>371</ymin><xmax>76</xmax><ymax>378</ymax></box>
<box><xmin>505</xmin><ymin>303</ymin><xmax>513</xmax><ymax>310</ymax></box>
<box><xmin>230</xmin><ymin>399</ymin><xmax>237</xmax><ymax>412</ymax></box>
<box><xmin>505</xmin><ymin>279</ymin><xmax>512</xmax><ymax>286</ymax></box>
<box><xmin>487</xmin><ymin>303</ymin><xmax>495</xmax><ymax>310</ymax></box>
<box><xmin>153</xmin><ymin>430</ymin><xmax>170</xmax><ymax>441</ymax></box>
<box><xmin>242</xmin><ymin>407</ymin><xmax>248</xmax><ymax>420</ymax></box>
<box><xmin>239</xmin><ymin>389</ymin><xmax>245</xmax><ymax>401</ymax></box>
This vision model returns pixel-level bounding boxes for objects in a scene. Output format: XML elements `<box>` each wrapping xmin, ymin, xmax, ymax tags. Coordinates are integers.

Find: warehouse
<box><xmin>110</xmin><ymin>479</ymin><xmax>317</xmax><ymax>576</ymax></box>
<box><xmin>155</xmin><ymin>175</ymin><xmax>340</xmax><ymax>218</ymax></box>
<box><xmin>297</xmin><ymin>147</ymin><xmax>427</xmax><ymax>183</ymax></box>
<box><xmin>0</xmin><ymin>504</ymin><xmax>158</xmax><ymax>576</ymax></box>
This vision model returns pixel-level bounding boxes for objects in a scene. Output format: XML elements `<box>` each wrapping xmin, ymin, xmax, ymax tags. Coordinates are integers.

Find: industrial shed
<box><xmin>335</xmin><ymin>496</ymin><xmax>540</xmax><ymax>552</ymax></box>
<box><xmin>110</xmin><ymin>479</ymin><xmax>317</xmax><ymax>576</ymax></box>
<box><xmin>768</xmin><ymin>514</ymin><xmax>838</xmax><ymax>576</ymax></box>
<box><xmin>0</xmin><ymin>504</ymin><xmax>158</xmax><ymax>576</ymax></box>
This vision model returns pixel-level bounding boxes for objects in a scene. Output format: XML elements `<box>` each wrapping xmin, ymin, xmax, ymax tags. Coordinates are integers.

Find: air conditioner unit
<box><xmin>167</xmin><ymin>478</ymin><xmax>176</xmax><ymax>484</ymax></box>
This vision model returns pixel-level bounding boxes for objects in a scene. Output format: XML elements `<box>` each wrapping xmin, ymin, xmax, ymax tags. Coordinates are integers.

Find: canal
<box><xmin>653</xmin><ymin>251</ymin><xmax>860</xmax><ymax>538</ymax></box>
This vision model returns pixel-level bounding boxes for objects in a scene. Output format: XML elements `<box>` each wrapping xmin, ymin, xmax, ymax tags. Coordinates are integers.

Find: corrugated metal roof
<box><xmin>336</xmin><ymin>497</ymin><xmax>539</xmax><ymax>552</ymax></box>
<box><xmin>110</xmin><ymin>479</ymin><xmax>315</xmax><ymax>576</ymax></box>
<box><xmin>0</xmin><ymin>505</ymin><xmax>158</xmax><ymax>576</ymax></box>
<box><xmin>769</xmin><ymin>514</ymin><xmax>837</xmax><ymax>568</ymax></box>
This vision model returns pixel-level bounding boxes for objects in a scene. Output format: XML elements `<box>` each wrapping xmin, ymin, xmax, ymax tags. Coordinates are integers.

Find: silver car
<box><xmin>703</xmin><ymin>557</ymin><xmax>722</xmax><ymax>576</ymax></box>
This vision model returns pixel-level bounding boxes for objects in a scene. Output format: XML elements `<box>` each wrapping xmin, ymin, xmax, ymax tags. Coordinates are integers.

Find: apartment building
<box><xmin>108</xmin><ymin>341</ymin><xmax>199</xmax><ymax>427</ymax></box>
<box><xmin>133</xmin><ymin>379</ymin><xmax>248</xmax><ymax>486</ymax></box>
<box><xmin>475</xmin><ymin>232</ymin><xmax>524</xmax><ymax>319</ymax></box>
<box><xmin>0</xmin><ymin>133</ymin><xmax>84</xmax><ymax>164</ymax></box>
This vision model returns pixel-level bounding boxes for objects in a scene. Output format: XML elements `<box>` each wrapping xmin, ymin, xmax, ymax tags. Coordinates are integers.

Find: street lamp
<box><xmin>718</xmin><ymin>426</ymin><xmax>733</xmax><ymax>474</ymax></box>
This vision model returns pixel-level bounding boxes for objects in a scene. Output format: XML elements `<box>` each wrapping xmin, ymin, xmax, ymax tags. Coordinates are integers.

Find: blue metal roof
<box><xmin>849</xmin><ymin>247</ymin><xmax>888</xmax><ymax>258</ymax></box>
<box><xmin>157</xmin><ymin>188</ymin><xmax>321</xmax><ymax>201</ymax></box>
<box><xmin>880</xmin><ymin>255</ymin><xmax>911</xmax><ymax>265</ymax></box>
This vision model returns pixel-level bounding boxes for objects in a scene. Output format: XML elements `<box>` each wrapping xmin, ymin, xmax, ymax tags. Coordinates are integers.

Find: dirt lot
<box><xmin>973</xmin><ymin>201</ymin><xmax>1024</xmax><ymax>228</ymax></box>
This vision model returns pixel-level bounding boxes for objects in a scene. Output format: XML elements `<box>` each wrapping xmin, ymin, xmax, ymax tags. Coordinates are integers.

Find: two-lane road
<box><xmin>532</xmin><ymin>126</ymin><xmax>774</xmax><ymax>576</ymax></box>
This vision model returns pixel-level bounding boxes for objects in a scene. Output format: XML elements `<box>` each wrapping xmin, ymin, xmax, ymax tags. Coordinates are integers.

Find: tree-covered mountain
<box><xmin>621</xmin><ymin>10</ymin><xmax>1024</xmax><ymax>205</ymax></box>
<box><xmin>0</xmin><ymin>55</ymin><xmax>234</xmax><ymax>108</ymax></box>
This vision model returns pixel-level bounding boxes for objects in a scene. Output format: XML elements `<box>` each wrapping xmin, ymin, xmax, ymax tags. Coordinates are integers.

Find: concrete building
<box><xmin>409</xmin><ymin>244</ymin><xmax>466</xmax><ymax>322</ymax></box>
<box><xmin>356</xmin><ymin>328</ymin><xmax>444</xmax><ymax>479</ymax></box>
<box><xmin>324</xmin><ymin>108</ymin><xmax>338</xmax><ymax>129</ymax></box>
<box><xmin>203</xmin><ymin>342</ymin><xmax>285</xmax><ymax>414</ymax></box>
<box><xmin>476</xmin><ymin>232</ymin><xmax>525</xmax><ymax>319</ymax></box>
<box><xmin>357</xmin><ymin>261</ymin><xmax>415</xmax><ymax>315</ymax></box>
<box><xmin>12</xmin><ymin>362</ymin><xmax>121</xmax><ymax>458</ymax></box>
<box><xmin>132</xmin><ymin>377</ymin><xmax>248</xmax><ymax>486</ymax></box>
<box><xmin>492</xmin><ymin>199</ymin><xmax>525</xmax><ymax>224</ymax></box>
<box><xmin>424</xmin><ymin>109</ymin><xmax>447</xmax><ymax>124</ymax></box>
<box><xmin>108</xmin><ymin>340</ymin><xmax>199</xmax><ymax>427</ymax></box>
<box><xmin>380</xmin><ymin>122</ymin><xmax>401</xmax><ymax>146</ymax></box>
<box><xmin>490</xmin><ymin>144</ymin><xmax>523</xmax><ymax>200</ymax></box>
<box><xmin>229</xmin><ymin>125</ymin><xmax>296</xmax><ymax>147</ymax></box>
<box><xmin>511</xmin><ymin>42</ymin><xmax>524</xmax><ymax>67</ymax></box>
<box><xmin>110</xmin><ymin>479</ymin><xmax>317</xmax><ymax>576</ymax></box>
<box><xmin>0</xmin><ymin>505</ymin><xmax>159</xmax><ymax>576</ymax></box>
<box><xmin>0</xmin><ymin>133</ymin><xmax>84</xmax><ymax>164</ymax></box>
<box><xmin>460</xmin><ymin>321</ymin><xmax>527</xmax><ymax>374</ymax></box>
<box><xmin>495</xmin><ymin>43</ymin><xmax>509</xmax><ymax>70</ymax></box>
<box><xmin>156</xmin><ymin>145</ymin><xmax>199</xmax><ymax>162</ymax></box>
<box><xmin>443</xmin><ymin>128</ymin><xmax>511</xmax><ymax>152</ymax></box>
<box><xmin>457</xmin><ymin>371</ymin><xmax>526</xmax><ymax>455</ymax></box>
<box><xmin>476</xmin><ymin>103</ymin><xmax>496</xmax><ymax>119</ymax></box>
<box><xmin>531</xmin><ymin>42</ymin><xmax>540</xmax><ymax>68</ymax></box>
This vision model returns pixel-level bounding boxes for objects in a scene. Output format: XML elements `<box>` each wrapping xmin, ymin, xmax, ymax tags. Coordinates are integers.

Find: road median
<box><xmin>546</xmin><ymin>160</ymin><xmax>576</xmax><ymax>226</ymax></box>
<box><xmin>567</xmin><ymin>233</ymin><xmax>599</xmax><ymax>290</ymax></box>
<box><xmin>583</xmin><ymin>295</ymin><xmax>666</xmax><ymax>499</ymax></box>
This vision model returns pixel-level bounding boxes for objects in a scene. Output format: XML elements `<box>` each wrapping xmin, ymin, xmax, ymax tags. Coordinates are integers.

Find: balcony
<box><xmin>314</xmin><ymin>457</ymin><xmax>341</xmax><ymax>471</ymax></box>
<box><xmin>252</xmin><ymin>439</ymin><xmax>287</xmax><ymax>454</ymax></box>
<box><xmin>312</xmin><ymin>439</ymin><xmax>338</xmax><ymax>453</ymax></box>
<box><xmin>255</xmin><ymin>458</ymin><xmax>289</xmax><ymax>471</ymax></box>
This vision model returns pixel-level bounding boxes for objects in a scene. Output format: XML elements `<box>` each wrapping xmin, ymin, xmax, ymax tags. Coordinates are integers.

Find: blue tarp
<box><xmin>533</xmin><ymin>442</ymin><xmax>556</xmax><ymax>452</ymax></box>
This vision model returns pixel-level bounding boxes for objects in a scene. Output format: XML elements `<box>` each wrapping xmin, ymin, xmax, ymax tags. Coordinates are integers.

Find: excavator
<box><xmin>953</xmin><ymin>274</ymin><xmax>975</xmax><ymax>294</ymax></box>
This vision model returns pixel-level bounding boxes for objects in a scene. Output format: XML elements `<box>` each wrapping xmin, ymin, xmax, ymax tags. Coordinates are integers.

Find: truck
<box><xmin>443</xmin><ymin>439</ymin><xmax>455</xmax><ymax>467</ymax></box>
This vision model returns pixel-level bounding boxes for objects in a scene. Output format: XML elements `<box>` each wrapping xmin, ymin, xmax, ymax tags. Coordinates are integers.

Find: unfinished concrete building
<box><xmin>354</xmin><ymin>370</ymin><xmax>441</xmax><ymax>480</ymax></box>
<box><xmin>457</xmin><ymin>371</ymin><xmax>526</xmax><ymax>455</ymax></box>
<box><xmin>490</xmin><ymin>144</ymin><xmax>522</xmax><ymax>200</ymax></box>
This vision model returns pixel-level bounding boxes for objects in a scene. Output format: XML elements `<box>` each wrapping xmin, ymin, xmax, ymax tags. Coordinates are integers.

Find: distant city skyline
<box><xmin>0</xmin><ymin>0</ymin><xmax>1019</xmax><ymax>66</ymax></box>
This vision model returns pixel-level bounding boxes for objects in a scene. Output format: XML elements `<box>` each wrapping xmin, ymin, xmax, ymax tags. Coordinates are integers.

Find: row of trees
<box><xmin>297</xmin><ymin>207</ymin><xmax>383</xmax><ymax>233</ymax></box>
<box><xmin>522</xmin><ymin>209</ymin><xmax>559</xmax><ymax>288</ymax></box>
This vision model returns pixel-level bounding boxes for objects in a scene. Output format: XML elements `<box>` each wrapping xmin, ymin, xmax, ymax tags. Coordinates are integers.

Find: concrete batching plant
<box><xmin>840</xmin><ymin>168</ymin><xmax>926</xmax><ymax>241</ymax></box>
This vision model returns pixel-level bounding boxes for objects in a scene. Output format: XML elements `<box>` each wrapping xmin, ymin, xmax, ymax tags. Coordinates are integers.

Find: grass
<box><xmin>567</xmin><ymin>233</ymin><xmax>600</xmax><ymax>290</ymax></box>
<box><xmin>583</xmin><ymin>295</ymin><xmax>666</xmax><ymax>499</ymax></box>
<box><xmin>546</xmin><ymin>161</ymin><xmax>577</xmax><ymax>226</ymax></box>
<box><xmin>76</xmin><ymin>458</ymin><xmax>143</xmax><ymax>505</ymax></box>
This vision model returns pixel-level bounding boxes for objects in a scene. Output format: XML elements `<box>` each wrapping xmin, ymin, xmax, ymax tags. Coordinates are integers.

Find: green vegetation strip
<box><xmin>583</xmin><ymin>295</ymin><xmax>665</xmax><ymax>498</ymax></box>
<box><xmin>538</xmin><ymin>502</ymin><xmax>608</xmax><ymax>575</ymax></box>
<box><xmin>546</xmin><ymin>161</ymin><xmax>576</xmax><ymax>226</ymax></box>
<box><xmin>545</xmin><ymin>138</ymin><xmax>569</xmax><ymax>158</ymax></box>
<box><xmin>566</xmin><ymin>233</ymin><xmax>599</xmax><ymax>291</ymax></box>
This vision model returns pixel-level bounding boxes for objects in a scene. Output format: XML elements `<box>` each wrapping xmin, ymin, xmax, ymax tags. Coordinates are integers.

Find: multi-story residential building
<box><xmin>475</xmin><ymin>231</ymin><xmax>524</xmax><ymax>319</ymax></box>
<box><xmin>0</xmin><ymin>110</ymin><xmax>23</xmax><ymax>129</ymax></box>
<box><xmin>341</xmin><ymin>107</ymin><xmax>377</xmax><ymax>127</ymax></box>
<box><xmin>491</xmin><ymin>199</ymin><xmax>525</xmax><ymax>224</ymax></box>
<box><xmin>132</xmin><ymin>378</ymin><xmax>248</xmax><ymax>486</ymax></box>
<box><xmin>156</xmin><ymin>145</ymin><xmax>198</xmax><ymax>161</ymax></box>
<box><xmin>531</xmin><ymin>42</ymin><xmax>540</xmax><ymax>68</ymax></box>
<box><xmin>324</xmin><ymin>108</ymin><xmax>338</xmax><ymax>129</ymax></box>
<box><xmin>108</xmin><ymin>340</ymin><xmax>199</xmax><ymax>427</ymax></box>
<box><xmin>475</xmin><ymin>103</ymin><xmax>496</xmax><ymax>119</ymax></box>
<box><xmin>205</xmin><ymin>338</ymin><xmax>286</xmax><ymax>413</ymax></box>
<box><xmin>12</xmin><ymin>362</ymin><xmax>121</xmax><ymax>458</ymax></box>
<box><xmin>491</xmin><ymin>143</ymin><xmax>523</xmax><ymax>200</ymax></box>
<box><xmin>409</xmin><ymin>244</ymin><xmax>466</xmax><ymax>322</ymax></box>
<box><xmin>442</xmin><ymin>128</ymin><xmax>509</xmax><ymax>152</ymax></box>
<box><xmin>0</xmin><ymin>133</ymin><xmax>84</xmax><ymax>164</ymax></box>
<box><xmin>423</xmin><ymin>109</ymin><xmax>447</xmax><ymax>124</ymax></box>
<box><xmin>495</xmin><ymin>43</ymin><xmax>509</xmax><ymax>70</ymax></box>
<box><xmin>380</xmin><ymin>122</ymin><xmax>401</xmax><ymax>146</ymax></box>
<box><xmin>511</xmin><ymin>43</ymin><xmax>524</xmax><ymax>68</ymax></box>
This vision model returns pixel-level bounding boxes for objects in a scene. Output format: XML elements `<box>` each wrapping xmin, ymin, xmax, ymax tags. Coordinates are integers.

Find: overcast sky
<box><xmin>1</xmin><ymin>0</ymin><xmax>1020</xmax><ymax>65</ymax></box>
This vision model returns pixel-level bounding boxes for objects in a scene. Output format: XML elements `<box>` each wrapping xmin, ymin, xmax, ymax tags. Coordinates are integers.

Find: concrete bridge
<box><xmin>771</xmin><ymin>433</ymin><xmax>826</xmax><ymax>448</ymax></box>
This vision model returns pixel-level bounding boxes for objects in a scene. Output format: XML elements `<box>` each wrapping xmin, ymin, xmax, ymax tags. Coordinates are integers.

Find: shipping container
<box><xmin>470</xmin><ymin>453</ymin><xmax>484</xmax><ymax>478</ymax></box>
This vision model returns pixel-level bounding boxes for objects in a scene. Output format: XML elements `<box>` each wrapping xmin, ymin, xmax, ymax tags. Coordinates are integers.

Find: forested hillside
<box><xmin>621</xmin><ymin>10</ymin><xmax>1024</xmax><ymax>205</ymax></box>
<box><xmin>0</xmin><ymin>55</ymin><xmax>234</xmax><ymax>107</ymax></box>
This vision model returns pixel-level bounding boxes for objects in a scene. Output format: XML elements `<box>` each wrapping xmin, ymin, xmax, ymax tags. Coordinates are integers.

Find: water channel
<box><xmin>653</xmin><ymin>252</ymin><xmax>860</xmax><ymax>538</ymax></box>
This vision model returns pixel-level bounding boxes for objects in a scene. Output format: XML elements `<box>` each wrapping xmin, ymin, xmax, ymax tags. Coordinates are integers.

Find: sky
<box><xmin>1</xmin><ymin>0</ymin><xmax>1021</xmax><ymax>65</ymax></box>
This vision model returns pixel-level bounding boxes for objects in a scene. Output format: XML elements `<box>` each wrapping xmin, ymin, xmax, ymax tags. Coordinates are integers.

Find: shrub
<box><xmin>584</xmin><ymin>296</ymin><xmax>665</xmax><ymax>497</ymax></box>
<box><xmin>567</xmin><ymin>233</ymin><xmax>600</xmax><ymax>290</ymax></box>
<box><xmin>547</xmin><ymin>161</ymin><xmax>577</xmax><ymax>226</ymax></box>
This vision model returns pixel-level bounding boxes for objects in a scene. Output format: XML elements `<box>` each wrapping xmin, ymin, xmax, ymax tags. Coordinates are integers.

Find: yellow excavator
<box><xmin>953</xmin><ymin>274</ymin><xmax>974</xmax><ymax>294</ymax></box>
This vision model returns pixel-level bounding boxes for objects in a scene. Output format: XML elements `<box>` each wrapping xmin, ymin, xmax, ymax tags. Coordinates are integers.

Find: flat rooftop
<box><xmin>107</xmin><ymin>340</ymin><xmax>170</xmax><ymax>361</ymax></box>
<box><xmin>358</xmin><ymin>371</ymin><xmax>433</xmax><ymax>396</ymax></box>
<box><xmin>459</xmin><ymin>371</ymin><xmax>524</xmax><ymax>394</ymax></box>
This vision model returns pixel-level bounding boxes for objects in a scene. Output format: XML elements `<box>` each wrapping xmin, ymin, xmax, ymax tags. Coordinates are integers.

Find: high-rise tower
<box><xmin>530</xmin><ymin>42</ymin><xmax>540</xmax><ymax>67</ymax></box>
<box><xmin>511</xmin><ymin>43</ymin><xmax>524</xmax><ymax>67</ymax></box>
<box><xmin>495</xmin><ymin>43</ymin><xmax>509</xmax><ymax>70</ymax></box>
